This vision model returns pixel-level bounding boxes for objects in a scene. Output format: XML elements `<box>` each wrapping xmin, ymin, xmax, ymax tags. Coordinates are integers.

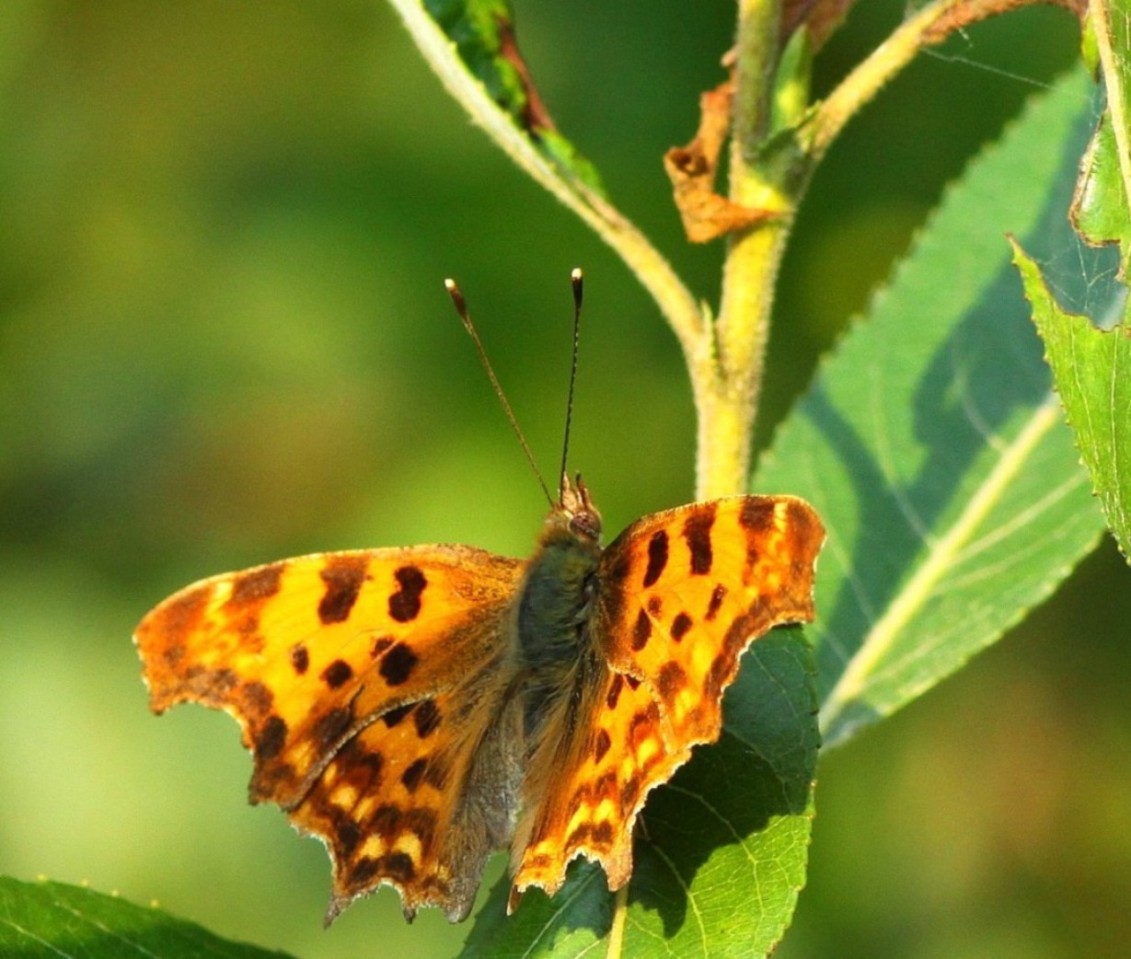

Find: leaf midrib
<box><xmin>819</xmin><ymin>398</ymin><xmax>1062</xmax><ymax>743</ymax></box>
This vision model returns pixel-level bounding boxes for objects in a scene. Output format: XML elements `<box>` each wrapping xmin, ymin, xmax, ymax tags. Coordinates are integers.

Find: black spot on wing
<box><xmin>290</xmin><ymin>644</ymin><xmax>309</xmax><ymax>674</ymax></box>
<box><xmin>381</xmin><ymin>702</ymin><xmax>414</xmax><ymax>728</ymax></box>
<box><xmin>241</xmin><ymin>681</ymin><xmax>273</xmax><ymax>714</ymax></box>
<box><xmin>318</xmin><ymin>556</ymin><xmax>368</xmax><ymax>624</ymax></box>
<box><xmin>348</xmin><ymin>848</ymin><xmax>416</xmax><ymax>887</ymax></box>
<box><xmin>591</xmin><ymin>821</ymin><xmax>615</xmax><ymax>846</ymax></box>
<box><xmin>642</xmin><ymin>530</ymin><xmax>669</xmax><ymax>588</ymax></box>
<box><xmin>401</xmin><ymin>758</ymin><xmax>428</xmax><ymax>792</ymax></box>
<box><xmin>682</xmin><ymin>505</ymin><xmax>716</xmax><ymax>575</ymax></box>
<box><xmin>333</xmin><ymin>814</ymin><xmax>362</xmax><ymax>858</ymax></box>
<box><xmin>228</xmin><ymin>563</ymin><xmax>285</xmax><ymax>608</ymax></box>
<box><xmin>705</xmin><ymin>584</ymin><xmax>727</xmax><ymax>621</ymax></box>
<box><xmin>670</xmin><ymin>612</ymin><xmax>692</xmax><ymax>642</ymax></box>
<box><xmin>255</xmin><ymin>715</ymin><xmax>287</xmax><ymax>760</ymax></box>
<box><xmin>349</xmin><ymin>856</ymin><xmax>379</xmax><ymax>886</ymax></box>
<box><xmin>593</xmin><ymin>728</ymin><xmax>611</xmax><ymax>762</ymax></box>
<box><xmin>314</xmin><ymin>705</ymin><xmax>353</xmax><ymax>747</ymax></box>
<box><xmin>413</xmin><ymin>699</ymin><xmax>441</xmax><ymax>738</ymax></box>
<box><xmin>381</xmin><ymin>851</ymin><xmax>416</xmax><ymax>883</ymax></box>
<box><xmin>388</xmin><ymin>566</ymin><xmax>427</xmax><ymax>623</ymax></box>
<box><xmin>632</xmin><ymin>609</ymin><xmax>652</xmax><ymax>651</ymax></box>
<box><xmin>605</xmin><ymin>674</ymin><xmax>624</xmax><ymax>710</ymax></box>
<box><xmin>379</xmin><ymin>643</ymin><xmax>418</xmax><ymax>686</ymax></box>
<box><xmin>739</xmin><ymin>498</ymin><xmax>775</xmax><ymax>533</ymax></box>
<box><xmin>321</xmin><ymin>659</ymin><xmax>353</xmax><ymax>688</ymax></box>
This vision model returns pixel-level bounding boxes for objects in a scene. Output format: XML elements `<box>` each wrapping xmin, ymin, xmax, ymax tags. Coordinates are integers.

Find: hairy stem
<box><xmin>809</xmin><ymin>0</ymin><xmax>1029</xmax><ymax>161</ymax></box>
<box><xmin>386</xmin><ymin>0</ymin><xmax>704</xmax><ymax>368</ymax></box>
<box><xmin>699</xmin><ymin>0</ymin><xmax>790</xmax><ymax>500</ymax></box>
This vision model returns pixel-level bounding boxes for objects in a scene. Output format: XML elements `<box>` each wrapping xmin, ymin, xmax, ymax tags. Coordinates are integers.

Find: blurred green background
<box><xmin>2</xmin><ymin>2</ymin><xmax>1129</xmax><ymax>957</ymax></box>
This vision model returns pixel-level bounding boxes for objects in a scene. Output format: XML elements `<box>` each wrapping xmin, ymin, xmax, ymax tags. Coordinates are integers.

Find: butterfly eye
<box><xmin>569</xmin><ymin>509</ymin><xmax>601</xmax><ymax>542</ymax></box>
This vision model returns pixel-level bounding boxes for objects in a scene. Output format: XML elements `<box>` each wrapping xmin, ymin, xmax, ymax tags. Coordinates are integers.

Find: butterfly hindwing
<box><xmin>510</xmin><ymin>661</ymin><xmax>671</xmax><ymax>901</ymax></box>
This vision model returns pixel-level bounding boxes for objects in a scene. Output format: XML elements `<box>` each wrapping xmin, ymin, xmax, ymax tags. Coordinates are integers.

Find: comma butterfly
<box><xmin>134</xmin><ymin>276</ymin><xmax>825</xmax><ymax>923</ymax></box>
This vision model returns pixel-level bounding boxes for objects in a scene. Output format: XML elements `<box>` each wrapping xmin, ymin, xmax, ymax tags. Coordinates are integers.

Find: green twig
<box><xmin>385</xmin><ymin>0</ymin><xmax>705</xmax><ymax>368</ymax></box>
<box><xmin>701</xmin><ymin>0</ymin><xmax>791</xmax><ymax>500</ymax></box>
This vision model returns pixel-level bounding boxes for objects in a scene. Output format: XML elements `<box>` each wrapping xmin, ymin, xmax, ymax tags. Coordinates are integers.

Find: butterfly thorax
<box><xmin>518</xmin><ymin>503</ymin><xmax>600</xmax><ymax>669</ymax></box>
<box><xmin>515</xmin><ymin>478</ymin><xmax>603</xmax><ymax>731</ymax></box>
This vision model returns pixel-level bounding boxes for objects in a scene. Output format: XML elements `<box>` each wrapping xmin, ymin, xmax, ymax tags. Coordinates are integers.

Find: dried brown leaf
<box><xmin>664</xmin><ymin>80</ymin><xmax>775</xmax><ymax>243</ymax></box>
<box><xmin>922</xmin><ymin>0</ymin><xmax>1084</xmax><ymax>45</ymax></box>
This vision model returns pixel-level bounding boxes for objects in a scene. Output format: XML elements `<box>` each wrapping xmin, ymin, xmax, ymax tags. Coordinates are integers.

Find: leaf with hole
<box><xmin>1014</xmin><ymin>242</ymin><xmax>1131</xmax><ymax>561</ymax></box>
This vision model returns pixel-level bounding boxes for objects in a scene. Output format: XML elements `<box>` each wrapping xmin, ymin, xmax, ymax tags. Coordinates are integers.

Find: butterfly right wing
<box><xmin>511</xmin><ymin>495</ymin><xmax>823</xmax><ymax>903</ymax></box>
<box><xmin>135</xmin><ymin>545</ymin><xmax>526</xmax><ymax>921</ymax></box>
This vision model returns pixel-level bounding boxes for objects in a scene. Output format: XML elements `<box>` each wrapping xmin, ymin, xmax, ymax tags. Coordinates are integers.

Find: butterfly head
<box><xmin>557</xmin><ymin>473</ymin><xmax>602</xmax><ymax>544</ymax></box>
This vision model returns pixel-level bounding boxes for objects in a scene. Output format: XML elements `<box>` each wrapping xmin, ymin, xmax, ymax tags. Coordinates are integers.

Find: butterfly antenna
<box><xmin>444</xmin><ymin>278</ymin><xmax>554</xmax><ymax>506</ymax></box>
<box><xmin>557</xmin><ymin>268</ymin><xmax>583</xmax><ymax>498</ymax></box>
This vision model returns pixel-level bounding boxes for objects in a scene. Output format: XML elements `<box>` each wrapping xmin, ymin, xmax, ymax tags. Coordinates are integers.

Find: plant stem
<box><xmin>386</xmin><ymin>0</ymin><xmax>706</xmax><ymax>403</ymax></box>
<box><xmin>700</xmin><ymin>0</ymin><xmax>1015</xmax><ymax>500</ymax></box>
<box><xmin>392</xmin><ymin>0</ymin><xmax>1000</xmax><ymax>504</ymax></box>
<box><xmin>809</xmin><ymin>0</ymin><xmax>1010</xmax><ymax>162</ymax></box>
<box><xmin>700</xmin><ymin>0</ymin><xmax>790</xmax><ymax>500</ymax></box>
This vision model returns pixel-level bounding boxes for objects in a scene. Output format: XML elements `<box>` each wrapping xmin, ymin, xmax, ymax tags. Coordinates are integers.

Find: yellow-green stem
<box><xmin>698</xmin><ymin>0</ymin><xmax>791</xmax><ymax>500</ymax></box>
<box><xmin>810</xmin><ymin>0</ymin><xmax>988</xmax><ymax>161</ymax></box>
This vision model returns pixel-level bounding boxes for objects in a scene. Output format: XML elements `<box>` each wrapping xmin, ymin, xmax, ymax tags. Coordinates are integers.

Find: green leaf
<box><xmin>1074</xmin><ymin>0</ymin><xmax>1131</xmax><ymax>273</ymax></box>
<box><xmin>393</xmin><ymin>0</ymin><xmax>604</xmax><ymax>193</ymax></box>
<box><xmin>755</xmin><ymin>66</ymin><xmax>1110</xmax><ymax>747</ymax></box>
<box><xmin>1013</xmin><ymin>243</ymin><xmax>1131</xmax><ymax>561</ymax></box>
<box><xmin>424</xmin><ymin>0</ymin><xmax>525</xmax><ymax>106</ymax></box>
<box><xmin>383</xmin><ymin>0</ymin><xmax>701</xmax><ymax>353</ymax></box>
<box><xmin>462</xmin><ymin>632</ymin><xmax>819</xmax><ymax>958</ymax></box>
<box><xmin>0</xmin><ymin>877</ymin><xmax>294</xmax><ymax>959</ymax></box>
<box><xmin>1071</xmin><ymin>112</ymin><xmax>1131</xmax><ymax>254</ymax></box>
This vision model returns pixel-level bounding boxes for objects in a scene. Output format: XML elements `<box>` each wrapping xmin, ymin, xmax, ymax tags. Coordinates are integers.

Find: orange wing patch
<box><xmin>136</xmin><ymin>546</ymin><xmax>524</xmax><ymax>921</ymax></box>
<box><xmin>602</xmin><ymin>496</ymin><xmax>822</xmax><ymax>745</ymax></box>
<box><xmin>511</xmin><ymin>666</ymin><xmax>671</xmax><ymax>903</ymax></box>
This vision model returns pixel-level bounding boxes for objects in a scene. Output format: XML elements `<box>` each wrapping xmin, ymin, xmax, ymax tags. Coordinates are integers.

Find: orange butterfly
<box><xmin>135</xmin><ymin>478</ymin><xmax>822</xmax><ymax>921</ymax></box>
<box><xmin>134</xmin><ymin>275</ymin><xmax>825</xmax><ymax>922</ymax></box>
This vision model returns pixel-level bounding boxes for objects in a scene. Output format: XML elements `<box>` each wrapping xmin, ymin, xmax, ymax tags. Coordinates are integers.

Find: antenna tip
<box><xmin>570</xmin><ymin>268</ymin><xmax>583</xmax><ymax>306</ymax></box>
<box><xmin>444</xmin><ymin>278</ymin><xmax>469</xmax><ymax>319</ymax></box>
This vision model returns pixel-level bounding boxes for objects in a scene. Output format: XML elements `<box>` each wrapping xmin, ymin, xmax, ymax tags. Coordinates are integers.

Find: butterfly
<box><xmin>134</xmin><ymin>474</ymin><xmax>824</xmax><ymax>922</ymax></box>
<box><xmin>135</xmin><ymin>270</ymin><xmax>825</xmax><ymax>922</ymax></box>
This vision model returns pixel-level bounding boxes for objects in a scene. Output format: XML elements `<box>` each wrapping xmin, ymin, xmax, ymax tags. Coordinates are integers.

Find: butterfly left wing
<box><xmin>135</xmin><ymin>545</ymin><xmax>526</xmax><ymax>921</ymax></box>
<box><xmin>512</xmin><ymin>495</ymin><xmax>824</xmax><ymax>902</ymax></box>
